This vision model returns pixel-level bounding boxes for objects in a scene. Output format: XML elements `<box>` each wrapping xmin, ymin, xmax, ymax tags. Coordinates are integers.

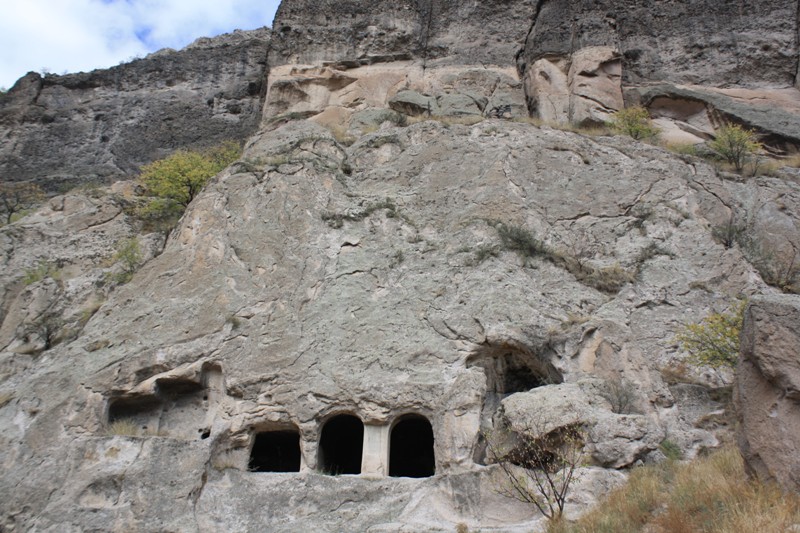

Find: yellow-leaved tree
<box><xmin>136</xmin><ymin>141</ymin><xmax>240</xmax><ymax>233</ymax></box>
<box><xmin>676</xmin><ymin>299</ymin><xmax>747</xmax><ymax>368</ymax></box>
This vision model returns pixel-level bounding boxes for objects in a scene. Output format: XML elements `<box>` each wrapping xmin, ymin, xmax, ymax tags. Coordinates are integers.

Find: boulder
<box><xmin>736</xmin><ymin>295</ymin><xmax>800</xmax><ymax>492</ymax></box>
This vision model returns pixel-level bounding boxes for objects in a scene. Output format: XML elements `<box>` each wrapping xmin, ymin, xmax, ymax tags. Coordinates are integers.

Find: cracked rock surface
<box><xmin>2</xmin><ymin>117</ymin><xmax>797</xmax><ymax>531</ymax></box>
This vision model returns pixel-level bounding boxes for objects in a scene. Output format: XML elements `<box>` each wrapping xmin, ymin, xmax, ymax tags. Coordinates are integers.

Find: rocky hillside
<box><xmin>2</xmin><ymin>1</ymin><xmax>800</xmax><ymax>532</ymax></box>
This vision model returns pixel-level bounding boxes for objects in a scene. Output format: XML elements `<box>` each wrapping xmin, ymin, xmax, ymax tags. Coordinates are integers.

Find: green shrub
<box><xmin>496</xmin><ymin>223</ymin><xmax>549</xmax><ymax>259</ymax></box>
<box><xmin>107</xmin><ymin>237</ymin><xmax>143</xmax><ymax>285</ymax></box>
<box><xmin>139</xmin><ymin>141</ymin><xmax>241</xmax><ymax>207</ymax></box>
<box><xmin>23</xmin><ymin>260</ymin><xmax>60</xmax><ymax>285</ymax></box>
<box><xmin>676</xmin><ymin>299</ymin><xmax>746</xmax><ymax>369</ymax></box>
<box><xmin>134</xmin><ymin>197</ymin><xmax>185</xmax><ymax>234</ymax></box>
<box><xmin>710</xmin><ymin>124</ymin><xmax>761</xmax><ymax>172</ymax></box>
<box><xmin>659</xmin><ymin>439</ymin><xmax>683</xmax><ymax>461</ymax></box>
<box><xmin>610</xmin><ymin>106</ymin><xmax>659</xmax><ymax>140</ymax></box>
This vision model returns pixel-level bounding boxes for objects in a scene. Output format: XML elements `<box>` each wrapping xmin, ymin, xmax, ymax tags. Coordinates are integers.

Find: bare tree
<box><xmin>485</xmin><ymin>419</ymin><xmax>584</xmax><ymax>521</ymax></box>
<box><xmin>0</xmin><ymin>182</ymin><xmax>44</xmax><ymax>224</ymax></box>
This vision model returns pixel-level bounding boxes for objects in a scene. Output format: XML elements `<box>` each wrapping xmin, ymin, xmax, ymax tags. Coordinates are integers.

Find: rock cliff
<box><xmin>2</xmin><ymin>1</ymin><xmax>800</xmax><ymax>532</ymax></box>
<box><xmin>0</xmin><ymin>29</ymin><xmax>269</xmax><ymax>191</ymax></box>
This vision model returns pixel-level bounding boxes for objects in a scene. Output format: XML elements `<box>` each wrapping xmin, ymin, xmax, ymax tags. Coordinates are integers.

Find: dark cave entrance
<box><xmin>249</xmin><ymin>430</ymin><xmax>302</xmax><ymax>473</ymax></box>
<box><xmin>467</xmin><ymin>344</ymin><xmax>563</xmax><ymax>465</ymax></box>
<box><xmin>389</xmin><ymin>415</ymin><xmax>435</xmax><ymax>478</ymax></box>
<box><xmin>318</xmin><ymin>414</ymin><xmax>364</xmax><ymax>475</ymax></box>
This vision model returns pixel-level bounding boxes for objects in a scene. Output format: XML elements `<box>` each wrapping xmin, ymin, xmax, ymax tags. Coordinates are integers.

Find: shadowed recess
<box><xmin>389</xmin><ymin>415</ymin><xmax>435</xmax><ymax>478</ymax></box>
<box><xmin>318</xmin><ymin>414</ymin><xmax>364</xmax><ymax>475</ymax></box>
<box><xmin>249</xmin><ymin>430</ymin><xmax>302</xmax><ymax>473</ymax></box>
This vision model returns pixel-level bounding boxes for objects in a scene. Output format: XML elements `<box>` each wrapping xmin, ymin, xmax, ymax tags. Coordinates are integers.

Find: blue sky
<box><xmin>0</xmin><ymin>0</ymin><xmax>281</xmax><ymax>89</ymax></box>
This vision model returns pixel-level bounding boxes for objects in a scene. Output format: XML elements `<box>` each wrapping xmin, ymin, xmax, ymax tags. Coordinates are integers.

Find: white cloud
<box><xmin>0</xmin><ymin>0</ymin><xmax>279</xmax><ymax>89</ymax></box>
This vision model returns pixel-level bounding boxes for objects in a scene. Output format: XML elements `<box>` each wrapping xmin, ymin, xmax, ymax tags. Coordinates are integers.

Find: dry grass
<box><xmin>553</xmin><ymin>446</ymin><xmax>800</xmax><ymax>533</ymax></box>
<box><xmin>106</xmin><ymin>419</ymin><xmax>140</xmax><ymax>436</ymax></box>
<box><xmin>406</xmin><ymin>114</ymin><xmax>485</xmax><ymax>127</ymax></box>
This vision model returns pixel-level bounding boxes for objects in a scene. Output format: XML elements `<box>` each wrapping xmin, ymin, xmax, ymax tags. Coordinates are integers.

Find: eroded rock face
<box><xmin>736</xmin><ymin>295</ymin><xmax>800</xmax><ymax>492</ymax></box>
<box><xmin>0</xmin><ymin>29</ymin><xmax>269</xmax><ymax>190</ymax></box>
<box><xmin>2</xmin><ymin>116</ymin><xmax>790</xmax><ymax>531</ymax></box>
<box><xmin>518</xmin><ymin>0</ymin><xmax>799</xmax><ymax>88</ymax></box>
<box><xmin>269</xmin><ymin>0</ymin><xmax>535</xmax><ymax>68</ymax></box>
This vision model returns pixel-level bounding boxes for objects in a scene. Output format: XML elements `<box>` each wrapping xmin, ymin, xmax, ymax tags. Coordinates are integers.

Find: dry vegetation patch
<box><xmin>551</xmin><ymin>446</ymin><xmax>800</xmax><ymax>533</ymax></box>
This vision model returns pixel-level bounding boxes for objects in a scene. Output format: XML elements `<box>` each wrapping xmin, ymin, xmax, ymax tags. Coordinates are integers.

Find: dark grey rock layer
<box><xmin>0</xmin><ymin>29</ymin><xmax>269</xmax><ymax>191</ymax></box>
<box><xmin>518</xmin><ymin>0</ymin><xmax>799</xmax><ymax>88</ymax></box>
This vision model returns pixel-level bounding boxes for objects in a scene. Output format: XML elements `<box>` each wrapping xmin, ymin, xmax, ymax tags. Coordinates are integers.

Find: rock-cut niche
<box><xmin>249</xmin><ymin>428</ymin><xmax>302</xmax><ymax>472</ymax></box>
<box><xmin>318</xmin><ymin>414</ymin><xmax>364</xmax><ymax>475</ymax></box>
<box><xmin>106</xmin><ymin>363</ymin><xmax>222</xmax><ymax>440</ymax></box>
<box><xmin>389</xmin><ymin>414</ymin><xmax>435</xmax><ymax>478</ymax></box>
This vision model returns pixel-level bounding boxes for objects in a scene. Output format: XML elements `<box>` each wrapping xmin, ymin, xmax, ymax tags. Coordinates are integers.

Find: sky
<box><xmin>0</xmin><ymin>0</ymin><xmax>281</xmax><ymax>89</ymax></box>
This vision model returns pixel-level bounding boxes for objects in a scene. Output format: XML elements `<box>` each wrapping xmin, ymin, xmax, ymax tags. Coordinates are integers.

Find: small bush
<box><xmin>712</xmin><ymin>217</ymin><xmax>746</xmax><ymax>249</ymax></box>
<box><xmin>676</xmin><ymin>299</ymin><xmax>746</xmax><ymax>369</ymax></box>
<box><xmin>610</xmin><ymin>106</ymin><xmax>659</xmax><ymax>141</ymax></box>
<box><xmin>23</xmin><ymin>260</ymin><xmax>60</xmax><ymax>285</ymax></box>
<box><xmin>485</xmin><ymin>422</ymin><xmax>585</xmax><ymax>522</ymax></box>
<box><xmin>659</xmin><ymin>439</ymin><xmax>683</xmax><ymax>461</ymax></box>
<box><xmin>599</xmin><ymin>377</ymin><xmax>638</xmax><ymax>414</ymax></box>
<box><xmin>497</xmin><ymin>223</ymin><xmax>549</xmax><ymax>260</ymax></box>
<box><xmin>710</xmin><ymin>124</ymin><xmax>761</xmax><ymax>172</ymax></box>
<box><xmin>107</xmin><ymin>237</ymin><xmax>143</xmax><ymax>285</ymax></box>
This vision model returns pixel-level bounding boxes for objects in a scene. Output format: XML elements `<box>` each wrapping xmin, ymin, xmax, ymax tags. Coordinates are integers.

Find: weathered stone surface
<box><xmin>265</xmin><ymin>63</ymin><xmax>527</xmax><ymax>129</ymax></box>
<box><xmin>501</xmin><ymin>382</ymin><xmax>663</xmax><ymax>468</ymax></box>
<box><xmin>0</xmin><ymin>29</ymin><xmax>269</xmax><ymax>190</ymax></box>
<box><xmin>736</xmin><ymin>295</ymin><xmax>800</xmax><ymax>492</ymax></box>
<box><xmin>519</xmin><ymin>0</ymin><xmax>799</xmax><ymax>88</ymax></box>
<box><xmin>637</xmin><ymin>85</ymin><xmax>800</xmax><ymax>152</ymax></box>
<box><xmin>269</xmin><ymin>0</ymin><xmax>536</xmax><ymax>67</ymax></box>
<box><xmin>2</xmin><ymin>115</ymin><xmax>789</xmax><ymax>531</ymax></box>
<box><xmin>524</xmin><ymin>46</ymin><xmax>623</xmax><ymax>125</ymax></box>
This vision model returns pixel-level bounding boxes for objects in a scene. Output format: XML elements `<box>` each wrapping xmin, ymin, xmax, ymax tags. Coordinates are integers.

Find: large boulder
<box><xmin>736</xmin><ymin>295</ymin><xmax>800</xmax><ymax>492</ymax></box>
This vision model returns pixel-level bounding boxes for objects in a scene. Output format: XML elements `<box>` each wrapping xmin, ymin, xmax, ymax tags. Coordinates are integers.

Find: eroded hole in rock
<box><xmin>467</xmin><ymin>344</ymin><xmax>563</xmax><ymax>464</ymax></box>
<box><xmin>248</xmin><ymin>430</ymin><xmax>302</xmax><ymax>472</ymax></box>
<box><xmin>106</xmin><ymin>363</ymin><xmax>224</xmax><ymax>439</ymax></box>
<box><xmin>389</xmin><ymin>415</ymin><xmax>435</xmax><ymax>478</ymax></box>
<box><xmin>107</xmin><ymin>396</ymin><xmax>162</xmax><ymax>431</ymax></box>
<box><xmin>318</xmin><ymin>414</ymin><xmax>364</xmax><ymax>475</ymax></box>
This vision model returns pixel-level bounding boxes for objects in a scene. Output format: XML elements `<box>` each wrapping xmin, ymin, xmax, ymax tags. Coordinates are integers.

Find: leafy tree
<box><xmin>710</xmin><ymin>124</ymin><xmax>761</xmax><ymax>172</ymax></box>
<box><xmin>676</xmin><ymin>299</ymin><xmax>746</xmax><ymax>368</ymax></box>
<box><xmin>0</xmin><ymin>182</ymin><xmax>45</xmax><ymax>224</ymax></box>
<box><xmin>610</xmin><ymin>106</ymin><xmax>659</xmax><ymax>141</ymax></box>
<box><xmin>139</xmin><ymin>141</ymin><xmax>241</xmax><ymax>207</ymax></box>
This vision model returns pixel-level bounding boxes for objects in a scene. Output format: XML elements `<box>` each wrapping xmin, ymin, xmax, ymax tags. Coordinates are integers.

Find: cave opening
<box><xmin>318</xmin><ymin>414</ymin><xmax>364</xmax><ymax>475</ymax></box>
<box><xmin>389</xmin><ymin>415</ymin><xmax>435</xmax><ymax>478</ymax></box>
<box><xmin>248</xmin><ymin>430</ymin><xmax>302</xmax><ymax>473</ymax></box>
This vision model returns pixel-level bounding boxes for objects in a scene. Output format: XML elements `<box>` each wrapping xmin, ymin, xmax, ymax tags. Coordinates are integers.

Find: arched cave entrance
<box><xmin>318</xmin><ymin>414</ymin><xmax>364</xmax><ymax>475</ymax></box>
<box><xmin>249</xmin><ymin>429</ymin><xmax>302</xmax><ymax>473</ymax></box>
<box><xmin>389</xmin><ymin>415</ymin><xmax>435</xmax><ymax>478</ymax></box>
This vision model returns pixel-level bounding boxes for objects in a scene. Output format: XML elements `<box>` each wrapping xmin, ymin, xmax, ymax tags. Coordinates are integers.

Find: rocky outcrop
<box><xmin>518</xmin><ymin>0</ymin><xmax>799</xmax><ymax>88</ymax></box>
<box><xmin>0</xmin><ymin>29</ymin><xmax>269</xmax><ymax>191</ymax></box>
<box><xmin>736</xmin><ymin>295</ymin><xmax>800</xmax><ymax>492</ymax></box>
<box><xmin>2</xmin><ymin>114</ymin><xmax>792</xmax><ymax>531</ymax></box>
<box><xmin>268</xmin><ymin>0</ymin><xmax>535</xmax><ymax>68</ymax></box>
<box><xmin>4</xmin><ymin>1</ymin><xmax>800</xmax><ymax>531</ymax></box>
